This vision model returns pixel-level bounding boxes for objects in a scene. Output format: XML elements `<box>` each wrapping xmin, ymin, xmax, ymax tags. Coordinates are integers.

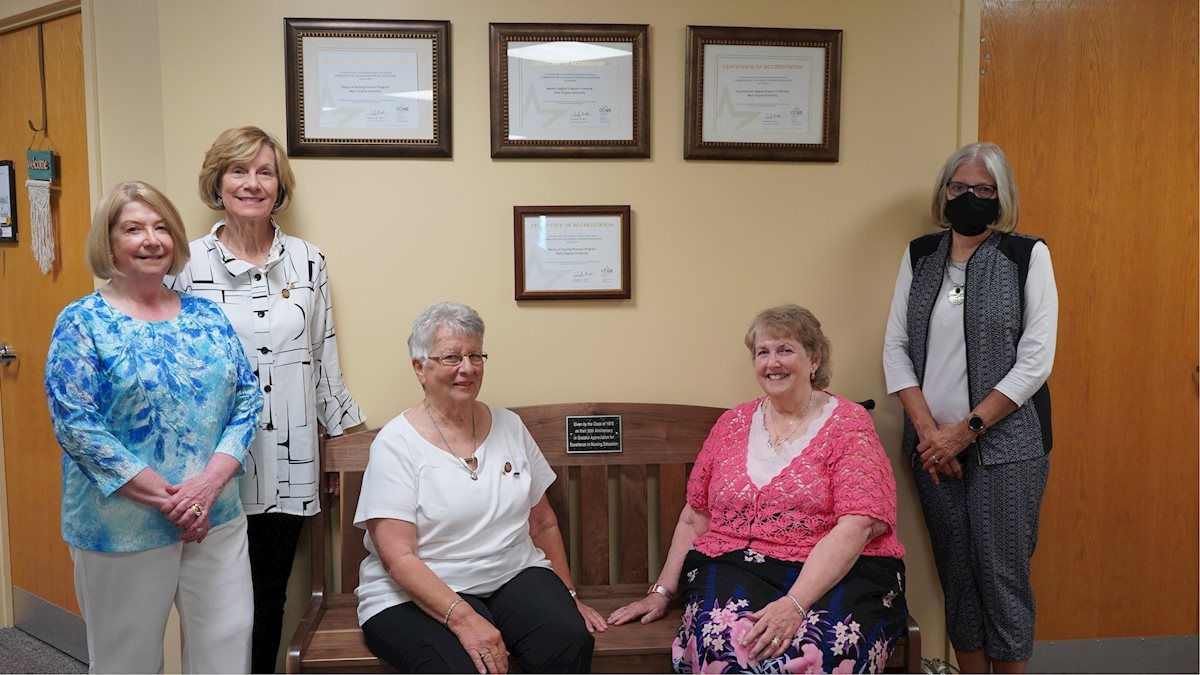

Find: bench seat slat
<box><xmin>295</xmin><ymin>591</ymin><xmax>916</xmax><ymax>672</ymax></box>
<box><xmin>618</xmin><ymin>464</ymin><xmax>649</xmax><ymax>584</ymax></box>
<box><xmin>339</xmin><ymin>474</ymin><xmax>367</xmax><ymax>594</ymax></box>
<box><xmin>546</xmin><ymin>466</ymin><xmax>571</xmax><ymax>553</ymax></box>
<box><xmin>657</xmin><ymin>463</ymin><xmax>689</xmax><ymax>562</ymax></box>
<box><xmin>579</xmin><ymin>465</ymin><xmax>611</xmax><ymax>585</ymax></box>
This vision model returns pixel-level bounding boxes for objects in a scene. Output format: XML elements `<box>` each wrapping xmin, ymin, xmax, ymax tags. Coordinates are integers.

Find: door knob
<box><xmin>0</xmin><ymin>343</ymin><xmax>16</xmax><ymax>364</ymax></box>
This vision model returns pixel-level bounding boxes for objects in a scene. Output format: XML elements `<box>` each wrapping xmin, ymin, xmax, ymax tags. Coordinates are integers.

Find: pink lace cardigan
<box><xmin>687</xmin><ymin>395</ymin><xmax>906</xmax><ymax>562</ymax></box>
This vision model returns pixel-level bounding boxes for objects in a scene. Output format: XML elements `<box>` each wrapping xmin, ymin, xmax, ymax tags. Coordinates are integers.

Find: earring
<box><xmin>215</xmin><ymin>195</ymin><xmax>224</xmax><ymax>208</ymax></box>
<box><xmin>810</xmin><ymin>370</ymin><xmax>816</xmax><ymax>381</ymax></box>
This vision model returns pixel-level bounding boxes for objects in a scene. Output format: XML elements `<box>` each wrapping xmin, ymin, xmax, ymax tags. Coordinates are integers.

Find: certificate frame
<box><xmin>490</xmin><ymin>23</ymin><xmax>650</xmax><ymax>159</ymax></box>
<box><xmin>0</xmin><ymin>161</ymin><xmax>15</xmax><ymax>243</ymax></box>
<box><xmin>284</xmin><ymin>18</ymin><xmax>451</xmax><ymax>158</ymax></box>
<box><xmin>513</xmin><ymin>205</ymin><xmax>632</xmax><ymax>301</ymax></box>
<box><xmin>684</xmin><ymin>25</ymin><xmax>842</xmax><ymax>162</ymax></box>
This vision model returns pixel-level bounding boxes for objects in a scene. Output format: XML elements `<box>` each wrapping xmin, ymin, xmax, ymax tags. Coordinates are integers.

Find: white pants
<box><xmin>70</xmin><ymin>515</ymin><xmax>253</xmax><ymax>674</ymax></box>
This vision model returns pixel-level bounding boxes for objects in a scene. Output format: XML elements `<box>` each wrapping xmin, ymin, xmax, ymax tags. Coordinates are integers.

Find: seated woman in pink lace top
<box><xmin>608</xmin><ymin>305</ymin><xmax>908</xmax><ymax>674</ymax></box>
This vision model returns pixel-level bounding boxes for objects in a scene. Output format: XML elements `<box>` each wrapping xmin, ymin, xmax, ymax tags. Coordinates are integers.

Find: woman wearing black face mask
<box><xmin>882</xmin><ymin>143</ymin><xmax>1058</xmax><ymax>674</ymax></box>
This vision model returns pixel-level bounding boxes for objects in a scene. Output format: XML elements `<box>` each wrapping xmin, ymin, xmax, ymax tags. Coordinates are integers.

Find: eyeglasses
<box><xmin>945</xmin><ymin>181</ymin><xmax>998</xmax><ymax>199</ymax></box>
<box><xmin>427</xmin><ymin>353</ymin><xmax>488</xmax><ymax>367</ymax></box>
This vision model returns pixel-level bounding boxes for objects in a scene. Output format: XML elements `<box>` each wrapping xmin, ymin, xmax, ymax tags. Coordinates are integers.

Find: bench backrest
<box><xmin>317</xmin><ymin>402</ymin><xmax>726</xmax><ymax>594</ymax></box>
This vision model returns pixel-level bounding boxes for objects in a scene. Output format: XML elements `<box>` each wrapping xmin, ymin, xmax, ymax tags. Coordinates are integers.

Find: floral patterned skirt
<box><xmin>672</xmin><ymin>548</ymin><xmax>907</xmax><ymax>674</ymax></box>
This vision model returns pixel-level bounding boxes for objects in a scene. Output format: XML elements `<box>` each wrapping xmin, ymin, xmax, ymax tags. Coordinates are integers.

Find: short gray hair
<box><xmin>929</xmin><ymin>142</ymin><xmax>1020</xmax><ymax>233</ymax></box>
<box><xmin>408</xmin><ymin>302</ymin><xmax>486</xmax><ymax>360</ymax></box>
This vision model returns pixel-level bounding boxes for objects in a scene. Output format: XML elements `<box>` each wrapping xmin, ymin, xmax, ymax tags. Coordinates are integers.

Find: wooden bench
<box><xmin>286</xmin><ymin>402</ymin><xmax>920</xmax><ymax>673</ymax></box>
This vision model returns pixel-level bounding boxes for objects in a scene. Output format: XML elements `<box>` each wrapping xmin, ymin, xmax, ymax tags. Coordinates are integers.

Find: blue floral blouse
<box><xmin>44</xmin><ymin>291</ymin><xmax>262</xmax><ymax>553</ymax></box>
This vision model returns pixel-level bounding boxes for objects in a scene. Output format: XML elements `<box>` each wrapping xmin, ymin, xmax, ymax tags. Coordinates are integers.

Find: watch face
<box><xmin>969</xmin><ymin>415</ymin><xmax>985</xmax><ymax>432</ymax></box>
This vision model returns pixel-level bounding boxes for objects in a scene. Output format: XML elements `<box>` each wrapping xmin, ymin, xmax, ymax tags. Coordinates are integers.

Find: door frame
<box><xmin>0</xmin><ymin>0</ymin><xmax>83</xmax><ymax>630</ymax></box>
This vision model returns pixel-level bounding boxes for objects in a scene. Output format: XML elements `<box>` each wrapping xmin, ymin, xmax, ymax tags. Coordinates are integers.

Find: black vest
<box><xmin>902</xmin><ymin>230</ymin><xmax>1052</xmax><ymax>465</ymax></box>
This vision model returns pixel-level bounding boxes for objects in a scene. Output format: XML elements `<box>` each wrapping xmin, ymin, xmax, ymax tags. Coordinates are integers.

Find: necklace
<box><xmin>944</xmin><ymin>259</ymin><xmax>967</xmax><ymax>305</ymax></box>
<box><xmin>764</xmin><ymin>390</ymin><xmax>816</xmax><ymax>451</ymax></box>
<box><xmin>425</xmin><ymin>402</ymin><xmax>478</xmax><ymax>480</ymax></box>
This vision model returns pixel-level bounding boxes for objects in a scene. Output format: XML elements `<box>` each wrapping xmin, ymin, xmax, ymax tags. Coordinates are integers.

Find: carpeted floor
<box><xmin>0</xmin><ymin>627</ymin><xmax>86</xmax><ymax>674</ymax></box>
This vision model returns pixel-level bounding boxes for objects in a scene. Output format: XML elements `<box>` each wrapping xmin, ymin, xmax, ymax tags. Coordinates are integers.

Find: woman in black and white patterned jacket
<box><xmin>170</xmin><ymin>126</ymin><xmax>365</xmax><ymax>674</ymax></box>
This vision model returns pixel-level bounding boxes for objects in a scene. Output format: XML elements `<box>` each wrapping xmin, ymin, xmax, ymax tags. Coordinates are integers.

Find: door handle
<box><xmin>0</xmin><ymin>343</ymin><xmax>16</xmax><ymax>364</ymax></box>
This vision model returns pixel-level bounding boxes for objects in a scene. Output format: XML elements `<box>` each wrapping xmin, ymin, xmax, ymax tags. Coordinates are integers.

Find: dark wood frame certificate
<box><xmin>684</xmin><ymin>25</ymin><xmax>843</xmax><ymax>162</ymax></box>
<box><xmin>0</xmin><ymin>160</ymin><xmax>15</xmax><ymax>243</ymax></box>
<box><xmin>284</xmin><ymin>18</ymin><xmax>451</xmax><ymax>158</ymax></box>
<box><xmin>514</xmin><ymin>205</ymin><xmax>632</xmax><ymax>300</ymax></box>
<box><xmin>490</xmin><ymin>24</ymin><xmax>650</xmax><ymax>158</ymax></box>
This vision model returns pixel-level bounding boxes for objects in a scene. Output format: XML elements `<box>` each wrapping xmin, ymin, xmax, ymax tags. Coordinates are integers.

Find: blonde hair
<box><xmin>743</xmin><ymin>304</ymin><xmax>833</xmax><ymax>389</ymax></box>
<box><xmin>198</xmin><ymin>126</ymin><xmax>296</xmax><ymax>213</ymax></box>
<box><xmin>929</xmin><ymin>142</ymin><xmax>1020</xmax><ymax>233</ymax></box>
<box><xmin>85</xmin><ymin>181</ymin><xmax>189</xmax><ymax>279</ymax></box>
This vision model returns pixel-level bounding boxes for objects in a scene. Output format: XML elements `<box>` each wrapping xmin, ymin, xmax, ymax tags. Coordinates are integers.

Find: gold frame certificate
<box><xmin>514</xmin><ymin>205</ymin><xmax>632</xmax><ymax>300</ymax></box>
<box><xmin>490</xmin><ymin>24</ymin><xmax>650</xmax><ymax>158</ymax></box>
<box><xmin>285</xmin><ymin>18</ymin><xmax>451</xmax><ymax>158</ymax></box>
<box><xmin>684</xmin><ymin>25</ymin><xmax>842</xmax><ymax>162</ymax></box>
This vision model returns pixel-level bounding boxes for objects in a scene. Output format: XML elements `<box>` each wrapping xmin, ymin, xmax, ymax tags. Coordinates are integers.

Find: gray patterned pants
<box><xmin>911</xmin><ymin>448</ymin><xmax>1050</xmax><ymax>662</ymax></box>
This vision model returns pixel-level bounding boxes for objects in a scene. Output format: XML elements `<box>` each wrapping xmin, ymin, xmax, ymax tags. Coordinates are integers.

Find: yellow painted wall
<box><xmin>2</xmin><ymin>0</ymin><xmax>985</xmax><ymax>668</ymax></box>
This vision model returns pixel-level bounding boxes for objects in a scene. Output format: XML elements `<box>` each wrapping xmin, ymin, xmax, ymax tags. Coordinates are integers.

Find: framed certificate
<box><xmin>514</xmin><ymin>205</ymin><xmax>632</xmax><ymax>300</ymax></box>
<box><xmin>0</xmin><ymin>161</ymin><xmax>15</xmax><ymax>243</ymax></box>
<box><xmin>284</xmin><ymin>18</ymin><xmax>451</xmax><ymax>158</ymax></box>
<box><xmin>684</xmin><ymin>25</ymin><xmax>842</xmax><ymax>162</ymax></box>
<box><xmin>490</xmin><ymin>24</ymin><xmax>650</xmax><ymax>159</ymax></box>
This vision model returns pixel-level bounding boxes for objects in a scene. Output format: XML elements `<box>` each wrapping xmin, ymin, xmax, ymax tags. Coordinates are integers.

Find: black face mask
<box><xmin>943</xmin><ymin>193</ymin><xmax>1000</xmax><ymax>236</ymax></box>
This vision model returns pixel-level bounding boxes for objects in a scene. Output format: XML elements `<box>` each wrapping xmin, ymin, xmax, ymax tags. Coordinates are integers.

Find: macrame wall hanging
<box><xmin>26</xmin><ymin>174</ymin><xmax>53</xmax><ymax>274</ymax></box>
<box><xmin>26</xmin><ymin>21</ymin><xmax>56</xmax><ymax>275</ymax></box>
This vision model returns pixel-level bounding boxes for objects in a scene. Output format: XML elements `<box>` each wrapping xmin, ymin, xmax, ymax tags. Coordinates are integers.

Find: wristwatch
<box><xmin>647</xmin><ymin>583</ymin><xmax>672</xmax><ymax>600</ymax></box>
<box><xmin>968</xmin><ymin>413</ymin><xmax>986</xmax><ymax>435</ymax></box>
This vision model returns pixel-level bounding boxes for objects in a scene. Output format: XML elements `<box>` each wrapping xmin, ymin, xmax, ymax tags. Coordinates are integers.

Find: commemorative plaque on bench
<box><xmin>565</xmin><ymin>415</ymin><xmax>622</xmax><ymax>454</ymax></box>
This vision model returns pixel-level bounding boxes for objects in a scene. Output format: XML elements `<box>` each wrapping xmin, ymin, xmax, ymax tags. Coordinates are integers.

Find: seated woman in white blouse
<box><xmin>354</xmin><ymin>302</ymin><xmax>605</xmax><ymax>674</ymax></box>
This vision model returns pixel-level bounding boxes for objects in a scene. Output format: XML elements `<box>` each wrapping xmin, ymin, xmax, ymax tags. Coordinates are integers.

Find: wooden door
<box><xmin>980</xmin><ymin>0</ymin><xmax>1198</xmax><ymax>640</ymax></box>
<box><xmin>0</xmin><ymin>12</ymin><xmax>91</xmax><ymax>656</ymax></box>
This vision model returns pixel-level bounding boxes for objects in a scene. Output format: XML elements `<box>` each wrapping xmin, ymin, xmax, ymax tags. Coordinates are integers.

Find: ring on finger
<box><xmin>770</xmin><ymin>635</ymin><xmax>782</xmax><ymax>646</ymax></box>
<box><xmin>190</xmin><ymin>503</ymin><xmax>203</xmax><ymax>517</ymax></box>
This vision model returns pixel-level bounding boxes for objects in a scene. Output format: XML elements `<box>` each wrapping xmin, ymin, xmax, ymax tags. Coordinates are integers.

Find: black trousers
<box><xmin>362</xmin><ymin>566</ymin><xmax>593</xmax><ymax>673</ymax></box>
<box><xmin>246</xmin><ymin>512</ymin><xmax>306</xmax><ymax>674</ymax></box>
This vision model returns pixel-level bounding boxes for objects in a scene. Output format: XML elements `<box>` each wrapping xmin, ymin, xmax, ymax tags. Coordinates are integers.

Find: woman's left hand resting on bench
<box><xmin>607</xmin><ymin>305</ymin><xmax>910</xmax><ymax>673</ymax></box>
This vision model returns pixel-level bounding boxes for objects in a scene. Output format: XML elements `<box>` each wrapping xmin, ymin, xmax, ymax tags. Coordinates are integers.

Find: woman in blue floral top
<box><xmin>44</xmin><ymin>181</ymin><xmax>262</xmax><ymax>674</ymax></box>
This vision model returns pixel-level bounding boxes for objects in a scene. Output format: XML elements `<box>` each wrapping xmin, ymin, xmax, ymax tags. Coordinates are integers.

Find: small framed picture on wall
<box><xmin>0</xmin><ymin>161</ymin><xmax>16</xmax><ymax>243</ymax></box>
<box><xmin>514</xmin><ymin>205</ymin><xmax>631</xmax><ymax>300</ymax></box>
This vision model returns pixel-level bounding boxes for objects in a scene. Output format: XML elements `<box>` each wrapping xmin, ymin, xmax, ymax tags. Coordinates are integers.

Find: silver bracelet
<box><xmin>442</xmin><ymin>598</ymin><xmax>463</xmax><ymax>627</ymax></box>
<box><xmin>785</xmin><ymin>594</ymin><xmax>805</xmax><ymax>617</ymax></box>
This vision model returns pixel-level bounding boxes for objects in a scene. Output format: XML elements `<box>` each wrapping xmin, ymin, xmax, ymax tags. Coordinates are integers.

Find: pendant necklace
<box><xmin>764</xmin><ymin>390</ymin><xmax>816</xmax><ymax>452</ymax></box>
<box><xmin>945</xmin><ymin>259</ymin><xmax>967</xmax><ymax>305</ymax></box>
<box><xmin>425</xmin><ymin>402</ymin><xmax>478</xmax><ymax>480</ymax></box>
